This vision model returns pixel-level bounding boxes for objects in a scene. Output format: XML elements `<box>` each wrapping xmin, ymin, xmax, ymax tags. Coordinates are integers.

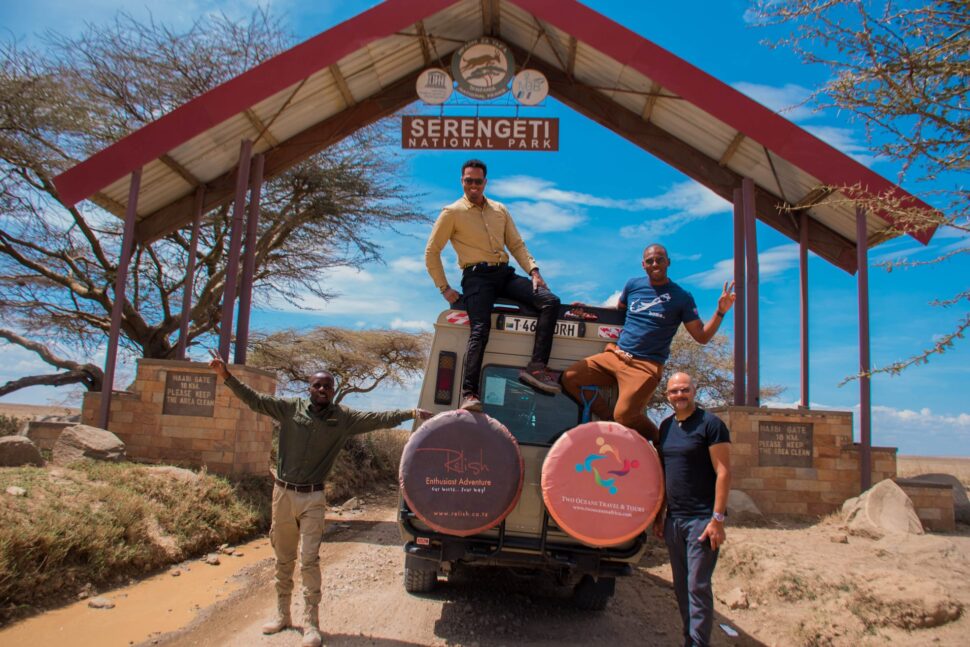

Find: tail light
<box><xmin>434</xmin><ymin>351</ymin><xmax>457</xmax><ymax>405</ymax></box>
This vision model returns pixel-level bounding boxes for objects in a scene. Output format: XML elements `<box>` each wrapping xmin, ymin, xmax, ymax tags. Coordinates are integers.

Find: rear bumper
<box><xmin>400</xmin><ymin>505</ymin><xmax>644</xmax><ymax>577</ymax></box>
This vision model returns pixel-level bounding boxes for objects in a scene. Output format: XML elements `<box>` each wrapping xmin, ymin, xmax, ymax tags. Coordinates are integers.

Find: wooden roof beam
<box><xmin>134</xmin><ymin>70</ymin><xmax>421</xmax><ymax>244</ymax></box>
<box><xmin>507</xmin><ymin>45</ymin><xmax>858</xmax><ymax>273</ymax></box>
<box><xmin>640</xmin><ymin>82</ymin><xmax>662</xmax><ymax>122</ymax></box>
<box><xmin>482</xmin><ymin>0</ymin><xmax>500</xmax><ymax>37</ymax></box>
<box><xmin>93</xmin><ymin>191</ymin><xmax>126</xmax><ymax>216</ymax></box>
<box><xmin>719</xmin><ymin>132</ymin><xmax>745</xmax><ymax>167</ymax></box>
<box><xmin>329</xmin><ymin>64</ymin><xmax>356</xmax><ymax>108</ymax></box>
<box><xmin>243</xmin><ymin>109</ymin><xmax>280</xmax><ymax>148</ymax></box>
<box><xmin>567</xmin><ymin>36</ymin><xmax>577</xmax><ymax>77</ymax></box>
<box><xmin>159</xmin><ymin>154</ymin><xmax>201</xmax><ymax>188</ymax></box>
<box><xmin>795</xmin><ymin>185</ymin><xmax>836</xmax><ymax>209</ymax></box>
<box><xmin>415</xmin><ymin>20</ymin><xmax>433</xmax><ymax>66</ymax></box>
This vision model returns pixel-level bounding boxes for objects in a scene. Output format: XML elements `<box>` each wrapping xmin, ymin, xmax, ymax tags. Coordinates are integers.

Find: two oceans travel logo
<box><xmin>575</xmin><ymin>436</ymin><xmax>640</xmax><ymax>495</ymax></box>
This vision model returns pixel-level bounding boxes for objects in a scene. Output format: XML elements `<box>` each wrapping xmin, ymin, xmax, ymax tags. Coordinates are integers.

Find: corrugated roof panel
<box><xmin>651</xmin><ymin>99</ymin><xmax>741</xmax><ymax>164</ymax></box>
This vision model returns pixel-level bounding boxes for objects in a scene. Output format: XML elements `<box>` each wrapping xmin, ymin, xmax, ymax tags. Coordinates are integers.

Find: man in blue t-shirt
<box><xmin>654</xmin><ymin>371</ymin><xmax>731</xmax><ymax>647</ymax></box>
<box><xmin>562</xmin><ymin>244</ymin><xmax>735</xmax><ymax>440</ymax></box>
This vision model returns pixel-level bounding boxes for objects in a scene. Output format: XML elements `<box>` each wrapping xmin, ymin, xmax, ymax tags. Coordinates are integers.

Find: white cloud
<box><xmin>323</xmin><ymin>266</ymin><xmax>374</xmax><ymax>283</ymax></box>
<box><xmin>390</xmin><ymin>257</ymin><xmax>425</xmax><ymax>273</ymax></box>
<box><xmin>619</xmin><ymin>183</ymin><xmax>732</xmax><ymax>239</ymax></box>
<box><xmin>731</xmin><ymin>82</ymin><xmax>815</xmax><ymax>121</ymax></box>
<box><xmin>390</xmin><ymin>318</ymin><xmax>433</xmax><ymax>332</ymax></box>
<box><xmin>602</xmin><ymin>290</ymin><xmax>622</xmax><ymax>307</ymax></box>
<box><xmin>803</xmin><ymin>125</ymin><xmax>877</xmax><ymax>166</ymax></box>
<box><xmin>683</xmin><ymin>243</ymin><xmax>799</xmax><ymax>288</ymax></box>
<box><xmin>275</xmin><ymin>294</ymin><xmax>401</xmax><ymax>315</ymax></box>
<box><xmin>507</xmin><ymin>200</ymin><xmax>586</xmax><ymax>233</ymax></box>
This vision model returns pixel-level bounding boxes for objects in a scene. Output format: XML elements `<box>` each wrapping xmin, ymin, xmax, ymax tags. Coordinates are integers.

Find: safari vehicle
<box><xmin>398</xmin><ymin>299</ymin><xmax>647</xmax><ymax>609</ymax></box>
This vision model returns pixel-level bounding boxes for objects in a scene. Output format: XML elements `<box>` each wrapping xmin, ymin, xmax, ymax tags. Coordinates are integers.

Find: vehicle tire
<box><xmin>404</xmin><ymin>566</ymin><xmax>437</xmax><ymax>593</ymax></box>
<box><xmin>572</xmin><ymin>574</ymin><xmax>615</xmax><ymax>611</ymax></box>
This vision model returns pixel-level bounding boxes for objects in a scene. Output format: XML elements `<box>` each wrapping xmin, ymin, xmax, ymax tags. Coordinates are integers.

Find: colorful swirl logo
<box><xmin>575</xmin><ymin>437</ymin><xmax>640</xmax><ymax>495</ymax></box>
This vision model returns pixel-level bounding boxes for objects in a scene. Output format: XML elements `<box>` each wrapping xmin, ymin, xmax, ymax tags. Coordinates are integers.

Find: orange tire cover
<box><xmin>541</xmin><ymin>421</ymin><xmax>664</xmax><ymax>547</ymax></box>
<box><xmin>399</xmin><ymin>410</ymin><xmax>524</xmax><ymax>537</ymax></box>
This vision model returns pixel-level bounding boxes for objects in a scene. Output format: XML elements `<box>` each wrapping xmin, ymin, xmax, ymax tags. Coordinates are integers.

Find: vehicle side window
<box><xmin>480</xmin><ymin>365</ymin><xmax>582</xmax><ymax>446</ymax></box>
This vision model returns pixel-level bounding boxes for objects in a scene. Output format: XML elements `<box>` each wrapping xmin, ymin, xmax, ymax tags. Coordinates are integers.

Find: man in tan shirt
<box><xmin>425</xmin><ymin>159</ymin><xmax>561</xmax><ymax>411</ymax></box>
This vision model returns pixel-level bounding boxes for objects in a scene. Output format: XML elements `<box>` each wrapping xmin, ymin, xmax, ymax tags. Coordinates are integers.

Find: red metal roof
<box><xmin>53</xmin><ymin>0</ymin><xmax>936</xmax><ymax>272</ymax></box>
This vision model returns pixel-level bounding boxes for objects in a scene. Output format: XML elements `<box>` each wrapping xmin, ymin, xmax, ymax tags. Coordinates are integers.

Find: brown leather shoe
<box><xmin>519</xmin><ymin>364</ymin><xmax>562</xmax><ymax>394</ymax></box>
<box><xmin>460</xmin><ymin>393</ymin><xmax>483</xmax><ymax>412</ymax></box>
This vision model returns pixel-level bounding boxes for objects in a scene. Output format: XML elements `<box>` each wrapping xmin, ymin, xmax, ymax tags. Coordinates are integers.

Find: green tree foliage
<box><xmin>0</xmin><ymin>9</ymin><xmax>423</xmax><ymax>396</ymax></box>
<box><xmin>753</xmin><ymin>0</ymin><xmax>969</xmax><ymax>375</ymax></box>
<box><xmin>249</xmin><ymin>327</ymin><xmax>431</xmax><ymax>404</ymax></box>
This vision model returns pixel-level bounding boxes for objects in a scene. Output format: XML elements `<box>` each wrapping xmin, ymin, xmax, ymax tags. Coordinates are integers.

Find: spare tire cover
<box><xmin>541</xmin><ymin>421</ymin><xmax>663</xmax><ymax>547</ymax></box>
<box><xmin>399</xmin><ymin>410</ymin><xmax>524</xmax><ymax>537</ymax></box>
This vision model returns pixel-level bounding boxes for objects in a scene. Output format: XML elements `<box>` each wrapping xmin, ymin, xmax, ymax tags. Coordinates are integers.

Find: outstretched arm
<box><xmin>684</xmin><ymin>280</ymin><xmax>736</xmax><ymax>344</ymax></box>
<box><xmin>208</xmin><ymin>356</ymin><xmax>292</xmax><ymax>420</ymax></box>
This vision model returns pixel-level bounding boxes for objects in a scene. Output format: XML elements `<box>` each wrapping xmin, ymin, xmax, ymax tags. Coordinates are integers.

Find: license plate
<box><xmin>498</xmin><ymin>315</ymin><xmax>584</xmax><ymax>338</ymax></box>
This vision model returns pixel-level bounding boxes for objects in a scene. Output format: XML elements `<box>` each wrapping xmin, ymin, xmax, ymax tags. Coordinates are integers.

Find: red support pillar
<box><xmin>218</xmin><ymin>140</ymin><xmax>253</xmax><ymax>361</ymax></box>
<box><xmin>799</xmin><ymin>210</ymin><xmax>810</xmax><ymax>409</ymax></box>
<box><xmin>742</xmin><ymin>177</ymin><xmax>759</xmax><ymax>406</ymax></box>
<box><xmin>733</xmin><ymin>187</ymin><xmax>746</xmax><ymax>406</ymax></box>
<box><xmin>234</xmin><ymin>153</ymin><xmax>265</xmax><ymax>365</ymax></box>
<box><xmin>176</xmin><ymin>186</ymin><xmax>205</xmax><ymax>360</ymax></box>
<box><xmin>98</xmin><ymin>168</ymin><xmax>142</xmax><ymax>430</ymax></box>
<box><xmin>856</xmin><ymin>206</ymin><xmax>873</xmax><ymax>491</ymax></box>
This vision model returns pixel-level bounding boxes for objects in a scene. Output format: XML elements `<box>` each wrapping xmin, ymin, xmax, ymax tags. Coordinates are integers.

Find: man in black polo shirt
<box><xmin>655</xmin><ymin>371</ymin><xmax>732</xmax><ymax>647</ymax></box>
<box><xmin>210</xmin><ymin>356</ymin><xmax>430</xmax><ymax>647</ymax></box>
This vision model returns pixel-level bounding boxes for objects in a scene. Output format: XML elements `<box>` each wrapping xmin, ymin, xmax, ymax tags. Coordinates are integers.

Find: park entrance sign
<box><xmin>401</xmin><ymin>116</ymin><xmax>558</xmax><ymax>150</ymax></box>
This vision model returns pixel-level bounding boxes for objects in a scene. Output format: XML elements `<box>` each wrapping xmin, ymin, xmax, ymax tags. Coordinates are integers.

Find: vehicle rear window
<box><xmin>480</xmin><ymin>365</ymin><xmax>583</xmax><ymax>446</ymax></box>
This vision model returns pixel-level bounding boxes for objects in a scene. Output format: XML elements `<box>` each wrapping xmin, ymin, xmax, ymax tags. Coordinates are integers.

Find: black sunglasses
<box><xmin>643</xmin><ymin>257</ymin><xmax>668</xmax><ymax>266</ymax></box>
<box><xmin>462</xmin><ymin>177</ymin><xmax>485</xmax><ymax>186</ymax></box>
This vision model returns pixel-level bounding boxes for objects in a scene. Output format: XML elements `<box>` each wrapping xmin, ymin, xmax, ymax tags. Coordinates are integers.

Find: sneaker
<box><xmin>519</xmin><ymin>365</ymin><xmax>562</xmax><ymax>394</ymax></box>
<box><xmin>460</xmin><ymin>394</ymin><xmax>483</xmax><ymax>412</ymax></box>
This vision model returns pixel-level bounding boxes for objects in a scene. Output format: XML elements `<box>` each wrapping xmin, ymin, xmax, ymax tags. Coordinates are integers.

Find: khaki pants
<box><xmin>562</xmin><ymin>343</ymin><xmax>662</xmax><ymax>441</ymax></box>
<box><xmin>270</xmin><ymin>484</ymin><xmax>327</xmax><ymax>606</ymax></box>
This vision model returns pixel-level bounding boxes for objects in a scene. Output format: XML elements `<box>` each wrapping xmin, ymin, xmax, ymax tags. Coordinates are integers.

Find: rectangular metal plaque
<box><xmin>401</xmin><ymin>116</ymin><xmax>559</xmax><ymax>151</ymax></box>
<box><xmin>162</xmin><ymin>371</ymin><xmax>216</xmax><ymax>417</ymax></box>
<box><xmin>758</xmin><ymin>421</ymin><xmax>813</xmax><ymax>467</ymax></box>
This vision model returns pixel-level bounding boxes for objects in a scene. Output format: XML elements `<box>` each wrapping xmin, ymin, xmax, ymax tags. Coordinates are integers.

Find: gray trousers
<box><xmin>664</xmin><ymin>516</ymin><xmax>719</xmax><ymax>647</ymax></box>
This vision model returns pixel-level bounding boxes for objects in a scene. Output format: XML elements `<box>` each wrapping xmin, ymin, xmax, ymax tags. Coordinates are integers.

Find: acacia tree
<box><xmin>249</xmin><ymin>327</ymin><xmax>431</xmax><ymax>404</ymax></box>
<box><xmin>0</xmin><ymin>10</ymin><xmax>423</xmax><ymax>396</ymax></box>
<box><xmin>753</xmin><ymin>0</ymin><xmax>969</xmax><ymax>375</ymax></box>
<box><xmin>649</xmin><ymin>329</ymin><xmax>783</xmax><ymax>414</ymax></box>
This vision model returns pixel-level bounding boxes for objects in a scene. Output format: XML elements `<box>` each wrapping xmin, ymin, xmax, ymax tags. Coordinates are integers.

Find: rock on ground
<box><xmin>909</xmin><ymin>473</ymin><xmax>970</xmax><ymax>524</ymax></box>
<box><xmin>851</xmin><ymin>574</ymin><xmax>963</xmax><ymax>629</ymax></box>
<box><xmin>52</xmin><ymin>424</ymin><xmax>126</xmax><ymax>465</ymax></box>
<box><xmin>87</xmin><ymin>597</ymin><xmax>115</xmax><ymax>609</ymax></box>
<box><xmin>0</xmin><ymin>435</ymin><xmax>44</xmax><ymax>467</ymax></box>
<box><xmin>728</xmin><ymin>489</ymin><xmax>764</xmax><ymax>524</ymax></box>
<box><xmin>843</xmin><ymin>479</ymin><xmax>923</xmax><ymax>539</ymax></box>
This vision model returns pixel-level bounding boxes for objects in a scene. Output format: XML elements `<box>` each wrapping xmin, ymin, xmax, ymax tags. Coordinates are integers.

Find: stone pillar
<box><xmin>82</xmin><ymin>358</ymin><xmax>277</xmax><ymax>475</ymax></box>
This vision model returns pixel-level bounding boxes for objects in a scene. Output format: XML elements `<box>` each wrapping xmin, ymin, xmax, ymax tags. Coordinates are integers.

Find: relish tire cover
<box><xmin>541</xmin><ymin>421</ymin><xmax>663</xmax><ymax>547</ymax></box>
<box><xmin>399</xmin><ymin>410</ymin><xmax>524</xmax><ymax>537</ymax></box>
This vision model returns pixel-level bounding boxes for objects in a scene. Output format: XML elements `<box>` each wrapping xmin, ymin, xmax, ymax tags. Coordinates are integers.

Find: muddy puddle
<box><xmin>0</xmin><ymin>536</ymin><xmax>273</xmax><ymax>647</ymax></box>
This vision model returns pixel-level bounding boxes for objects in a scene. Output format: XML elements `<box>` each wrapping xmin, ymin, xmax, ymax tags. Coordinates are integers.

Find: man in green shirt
<box><xmin>209</xmin><ymin>357</ymin><xmax>431</xmax><ymax>647</ymax></box>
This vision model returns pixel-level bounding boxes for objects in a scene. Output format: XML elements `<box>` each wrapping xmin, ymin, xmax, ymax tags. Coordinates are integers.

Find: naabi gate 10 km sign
<box><xmin>451</xmin><ymin>37</ymin><xmax>515</xmax><ymax>100</ymax></box>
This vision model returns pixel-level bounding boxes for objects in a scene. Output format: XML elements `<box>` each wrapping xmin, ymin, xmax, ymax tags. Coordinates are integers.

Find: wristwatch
<box><xmin>712</xmin><ymin>511</ymin><xmax>725</xmax><ymax>522</ymax></box>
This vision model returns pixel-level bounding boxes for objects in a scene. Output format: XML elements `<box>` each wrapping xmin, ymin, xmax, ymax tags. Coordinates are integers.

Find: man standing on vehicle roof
<box><xmin>654</xmin><ymin>371</ymin><xmax>731</xmax><ymax>647</ymax></box>
<box><xmin>425</xmin><ymin>159</ymin><xmax>562</xmax><ymax>412</ymax></box>
<box><xmin>561</xmin><ymin>244</ymin><xmax>734</xmax><ymax>441</ymax></box>
<box><xmin>208</xmin><ymin>356</ymin><xmax>431</xmax><ymax>647</ymax></box>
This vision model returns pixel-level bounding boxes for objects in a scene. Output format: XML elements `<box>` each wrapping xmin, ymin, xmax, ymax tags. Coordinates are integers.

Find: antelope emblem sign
<box><xmin>451</xmin><ymin>38</ymin><xmax>515</xmax><ymax>100</ymax></box>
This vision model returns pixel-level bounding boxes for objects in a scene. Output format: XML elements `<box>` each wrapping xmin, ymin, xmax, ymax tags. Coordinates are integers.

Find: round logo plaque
<box><xmin>541</xmin><ymin>421</ymin><xmax>663</xmax><ymax>547</ymax></box>
<box><xmin>512</xmin><ymin>69</ymin><xmax>549</xmax><ymax>106</ymax></box>
<box><xmin>451</xmin><ymin>37</ymin><xmax>515</xmax><ymax>100</ymax></box>
<box><xmin>400</xmin><ymin>410</ymin><xmax>524</xmax><ymax>537</ymax></box>
<box><xmin>416</xmin><ymin>67</ymin><xmax>453</xmax><ymax>105</ymax></box>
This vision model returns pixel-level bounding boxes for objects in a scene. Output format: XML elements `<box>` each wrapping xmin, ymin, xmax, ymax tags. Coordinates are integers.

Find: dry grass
<box><xmin>0</xmin><ymin>461</ymin><xmax>270</xmax><ymax>625</ymax></box>
<box><xmin>897</xmin><ymin>455</ymin><xmax>970</xmax><ymax>488</ymax></box>
<box><xmin>327</xmin><ymin>428</ymin><xmax>409</xmax><ymax>502</ymax></box>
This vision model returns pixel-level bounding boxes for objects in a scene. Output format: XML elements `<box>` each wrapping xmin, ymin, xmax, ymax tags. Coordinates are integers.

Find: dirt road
<box><xmin>150</xmin><ymin>491</ymin><xmax>760</xmax><ymax>647</ymax></box>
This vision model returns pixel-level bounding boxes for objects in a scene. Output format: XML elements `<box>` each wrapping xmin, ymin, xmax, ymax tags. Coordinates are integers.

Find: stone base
<box><xmin>712</xmin><ymin>406</ymin><xmax>898</xmax><ymax>518</ymax></box>
<box><xmin>82</xmin><ymin>359</ymin><xmax>277</xmax><ymax>475</ymax></box>
<box><xmin>895</xmin><ymin>478</ymin><xmax>956</xmax><ymax>532</ymax></box>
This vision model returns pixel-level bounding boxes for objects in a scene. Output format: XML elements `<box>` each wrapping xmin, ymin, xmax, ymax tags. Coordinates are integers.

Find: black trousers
<box><xmin>460</xmin><ymin>266</ymin><xmax>560</xmax><ymax>396</ymax></box>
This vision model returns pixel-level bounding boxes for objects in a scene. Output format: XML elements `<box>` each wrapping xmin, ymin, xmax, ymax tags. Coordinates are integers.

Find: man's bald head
<box><xmin>666</xmin><ymin>371</ymin><xmax>697</xmax><ymax>419</ymax></box>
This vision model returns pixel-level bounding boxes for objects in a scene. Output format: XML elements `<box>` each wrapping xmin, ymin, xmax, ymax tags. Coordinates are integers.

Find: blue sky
<box><xmin>1</xmin><ymin>1</ymin><xmax>967</xmax><ymax>456</ymax></box>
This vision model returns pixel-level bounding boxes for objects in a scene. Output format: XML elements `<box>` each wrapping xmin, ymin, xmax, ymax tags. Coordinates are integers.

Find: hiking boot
<box><xmin>261</xmin><ymin>595</ymin><xmax>291</xmax><ymax>634</ymax></box>
<box><xmin>301</xmin><ymin>603</ymin><xmax>322</xmax><ymax>647</ymax></box>
<box><xmin>460</xmin><ymin>393</ymin><xmax>483</xmax><ymax>412</ymax></box>
<box><xmin>519</xmin><ymin>363</ymin><xmax>562</xmax><ymax>394</ymax></box>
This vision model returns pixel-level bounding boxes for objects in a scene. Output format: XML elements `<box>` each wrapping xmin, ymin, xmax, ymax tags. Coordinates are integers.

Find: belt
<box><xmin>608</xmin><ymin>344</ymin><xmax>635</xmax><ymax>363</ymax></box>
<box><xmin>463</xmin><ymin>261</ymin><xmax>508</xmax><ymax>272</ymax></box>
<box><xmin>274</xmin><ymin>477</ymin><xmax>324</xmax><ymax>493</ymax></box>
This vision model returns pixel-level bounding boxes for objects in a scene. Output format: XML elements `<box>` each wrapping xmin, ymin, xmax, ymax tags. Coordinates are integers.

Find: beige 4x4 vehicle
<box><xmin>398</xmin><ymin>299</ymin><xmax>646</xmax><ymax>609</ymax></box>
